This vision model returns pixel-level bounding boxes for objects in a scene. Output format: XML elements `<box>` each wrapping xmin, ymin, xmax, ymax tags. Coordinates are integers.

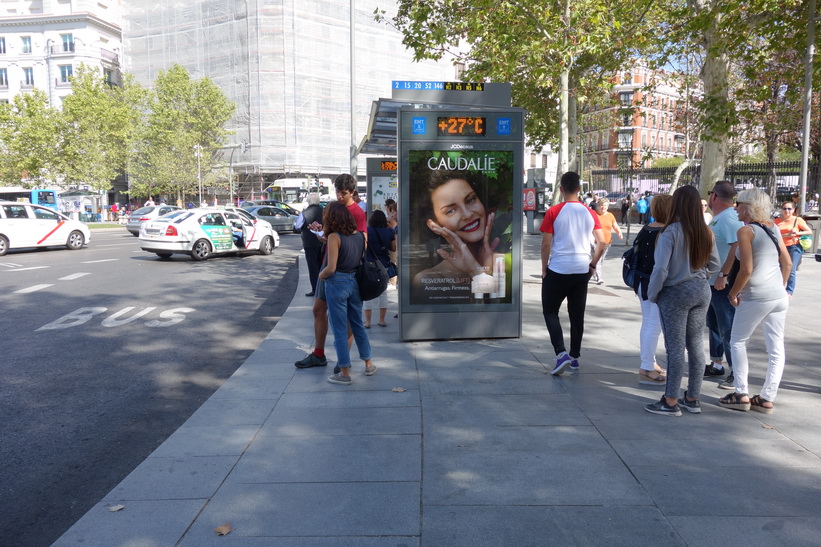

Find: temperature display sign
<box><xmin>437</xmin><ymin>116</ymin><xmax>486</xmax><ymax>137</ymax></box>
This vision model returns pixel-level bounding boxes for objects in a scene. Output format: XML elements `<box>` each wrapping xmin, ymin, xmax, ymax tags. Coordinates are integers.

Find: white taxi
<box><xmin>0</xmin><ymin>201</ymin><xmax>90</xmax><ymax>256</ymax></box>
<box><xmin>138</xmin><ymin>207</ymin><xmax>280</xmax><ymax>260</ymax></box>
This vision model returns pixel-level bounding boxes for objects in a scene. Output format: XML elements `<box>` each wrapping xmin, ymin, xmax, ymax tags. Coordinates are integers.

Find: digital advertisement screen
<box><xmin>408</xmin><ymin>149</ymin><xmax>515</xmax><ymax>306</ymax></box>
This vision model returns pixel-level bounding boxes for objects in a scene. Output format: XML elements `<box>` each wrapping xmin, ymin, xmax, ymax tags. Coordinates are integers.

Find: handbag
<box><xmin>799</xmin><ymin>235</ymin><xmax>812</xmax><ymax>251</ymax></box>
<box><xmin>356</xmin><ymin>233</ymin><xmax>389</xmax><ymax>301</ymax></box>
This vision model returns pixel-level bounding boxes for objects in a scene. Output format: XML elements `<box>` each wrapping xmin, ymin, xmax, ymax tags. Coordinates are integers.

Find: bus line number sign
<box><xmin>380</xmin><ymin>161</ymin><xmax>398</xmax><ymax>171</ymax></box>
<box><xmin>437</xmin><ymin>116</ymin><xmax>486</xmax><ymax>137</ymax></box>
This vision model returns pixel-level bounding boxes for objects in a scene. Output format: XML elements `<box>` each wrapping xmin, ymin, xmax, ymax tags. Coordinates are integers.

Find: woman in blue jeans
<box><xmin>774</xmin><ymin>201</ymin><xmax>812</xmax><ymax>296</ymax></box>
<box><xmin>318</xmin><ymin>201</ymin><xmax>377</xmax><ymax>385</ymax></box>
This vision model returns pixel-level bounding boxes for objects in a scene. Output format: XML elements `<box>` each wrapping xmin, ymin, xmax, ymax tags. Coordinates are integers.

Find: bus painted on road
<box><xmin>0</xmin><ymin>187</ymin><xmax>59</xmax><ymax>211</ymax></box>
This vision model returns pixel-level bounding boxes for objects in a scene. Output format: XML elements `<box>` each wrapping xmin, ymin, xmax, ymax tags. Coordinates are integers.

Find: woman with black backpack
<box><xmin>362</xmin><ymin>210</ymin><xmax>396</xmax><ymax>328</ymax></box>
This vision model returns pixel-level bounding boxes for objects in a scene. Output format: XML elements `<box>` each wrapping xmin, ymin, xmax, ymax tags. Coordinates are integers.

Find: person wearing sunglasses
<box><xmin>774</xmin><ymin>201</ymin><xmax>812</xmax><ymax>296</ymax></box>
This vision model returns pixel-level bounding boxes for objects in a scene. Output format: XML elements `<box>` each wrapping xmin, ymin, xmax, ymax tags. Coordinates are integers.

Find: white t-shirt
<box><xmin>540</xmin><ymin>201</ymin><xmax>602</xmax><ymax>274</ymax></box>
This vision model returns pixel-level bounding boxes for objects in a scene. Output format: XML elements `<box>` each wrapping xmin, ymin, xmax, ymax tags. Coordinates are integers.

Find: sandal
<box><xmin>638</xmin><ymin>369</ymin><xmax>666</xmax><ymax>386</ymax></box>
<box><xmin>718</xmin><ymin>392</ymin><xmax>750</xmax><ymax>411</ymax></box>
<box><xmin>749</xmin><ymin>395</ymin><xmax>774</xmax><ymax>414</ymax></box>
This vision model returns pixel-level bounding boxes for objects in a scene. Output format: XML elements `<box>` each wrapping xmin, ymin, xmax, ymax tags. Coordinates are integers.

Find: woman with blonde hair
<box><xmin>719</xmin><ymin>189</ymin><xmax>791</xmax><ymax>413</ymax></box>
<box><xmin>631</xmin><ymin>194</ymin><xmax>672</xmax><ymax>385</ymax></box>
<box><xmin>591</xmin><ymin>199</ymin><xmax>623</xmax><ymax>285</ymax></box>
<box><xmin>644</xmin><ymin>186</ymin><xmax>720</xmax><ymax>416</ymax></box>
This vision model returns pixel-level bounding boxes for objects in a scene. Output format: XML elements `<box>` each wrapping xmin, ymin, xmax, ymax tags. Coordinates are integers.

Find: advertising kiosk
<box><xmin>398</xmin><ymin>108</ymin><xmax>525</xmax><ymax>341</ymax></box>
<box><xmin>365</xmin><ymin>157</ymin><xmax>398</xmax><ymax>216</ymax></box>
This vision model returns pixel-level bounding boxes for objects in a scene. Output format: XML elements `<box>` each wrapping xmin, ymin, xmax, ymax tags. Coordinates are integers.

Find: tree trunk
<box><xmin>568</xmin><ymin>93</ymin><xmax>578</xmax><ymax>174</ymax></box>
<box><xmin>692</xmin><ymin>0</ymin><xmax>729</xmax><ymax>198</ymax></box>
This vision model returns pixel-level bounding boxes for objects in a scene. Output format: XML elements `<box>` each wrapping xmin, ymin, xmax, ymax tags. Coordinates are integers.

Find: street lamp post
<box><xmin>194</xmin><ymin>144</ymin><xmax>203</xmax><ymax>205</ymax></box>
<box><xmin>228</xmin><ymin>140</ymin><xmax>248</xmax><ymax>206</ymax></box>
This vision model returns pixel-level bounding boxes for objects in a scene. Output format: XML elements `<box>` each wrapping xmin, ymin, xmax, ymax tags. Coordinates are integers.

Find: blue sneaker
<box><xmin>551</xmin><ymin>352</ymin><xmax>572</xmax><ymax>376</ymax></box>
<box><xmin>569</xmin><ymin>357</ymin><xmax>580</xmax><ymax>372</ymax></box>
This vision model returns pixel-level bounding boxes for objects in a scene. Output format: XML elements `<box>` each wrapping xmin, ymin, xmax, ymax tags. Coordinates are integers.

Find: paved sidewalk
<box><xmin>57</xmin><ymin>232</ymin><xmax>821</xmax><ymax>546</ymax></box>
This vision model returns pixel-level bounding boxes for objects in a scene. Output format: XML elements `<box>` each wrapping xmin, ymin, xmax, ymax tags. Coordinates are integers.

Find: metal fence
<box><xmin>590</xmin><ymin>160</ymin><xmax>821</xmax><ymax>211</ymax></box>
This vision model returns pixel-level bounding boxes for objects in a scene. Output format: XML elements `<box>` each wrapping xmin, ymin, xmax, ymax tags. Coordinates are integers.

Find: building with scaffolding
<box><xmin>121</xmin><ymin>1</ymin><xmax>456</xmax><ymax>202</ymax></box>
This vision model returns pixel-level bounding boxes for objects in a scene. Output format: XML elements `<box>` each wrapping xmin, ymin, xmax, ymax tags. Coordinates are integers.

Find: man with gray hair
<box><xmin>705</xmin><ymin>180</ymin><xmax>744</xmax><ymax>388</ymax></box>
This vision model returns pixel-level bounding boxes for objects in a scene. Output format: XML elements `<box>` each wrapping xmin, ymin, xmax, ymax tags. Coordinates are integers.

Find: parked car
<box><xmin>240</xmin><ymin>200</ymin><xmax>300</xmax><ymax>216</ymax></box>
<box><xmin>125</xmin><ymin>205</ymin><xmax>182</xmax><ymax>236</ymax></box>
<box><xmin>138</xmin><ymin>208</ymin><xmax>279</xmax><ymax>260</ymax></box>
<box><xmin>244</xmin><ymin>205</ymin><xmax>299</xmax><ymax>233</ymax></box>
<box><xmin>0</xmin><ymin>201</ymin><xmax>90</xmax><ymax>256</ymax></box>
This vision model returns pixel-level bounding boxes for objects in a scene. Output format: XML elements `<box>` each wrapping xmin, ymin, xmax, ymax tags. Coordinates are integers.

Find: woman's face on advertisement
<box><xmin>429</xmin><ymin>178</ymin><xmax>486</xmax><ymax>243</ymax></box>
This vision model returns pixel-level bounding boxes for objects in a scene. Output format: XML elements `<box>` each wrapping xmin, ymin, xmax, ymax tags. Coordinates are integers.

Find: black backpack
<box><xmin>622</xmin><ymin>243</ymin><xmax>651</xmax><ymax>290</ymax></box>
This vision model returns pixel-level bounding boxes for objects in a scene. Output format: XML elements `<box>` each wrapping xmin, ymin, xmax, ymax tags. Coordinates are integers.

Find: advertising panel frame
<box><xmin>397</xmin><ymin>107</ymin><xmax>525</xmax><ymax>341</ymax></box>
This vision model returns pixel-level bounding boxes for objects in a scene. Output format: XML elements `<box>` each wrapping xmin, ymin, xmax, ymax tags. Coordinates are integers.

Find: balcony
<box><xmin>50</xmin><ymin>43</ymin><xmax>75</xmax><ymax>55</ymax></box>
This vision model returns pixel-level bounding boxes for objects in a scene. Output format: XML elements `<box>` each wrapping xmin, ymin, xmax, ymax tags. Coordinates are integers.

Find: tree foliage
<box><xmin>59</xmin><ymin>65</ymin><xmax>146</xmax><ymax>192</ymax></box>
<box><xmin>130</xmin><ymin>64</ymin><xmax>235</xmax><ymax>201</ymax></box>
<box><xmin>0</xmin><ymin>89</ymin><xmax>62</xmax><ymax>186</ymax></box>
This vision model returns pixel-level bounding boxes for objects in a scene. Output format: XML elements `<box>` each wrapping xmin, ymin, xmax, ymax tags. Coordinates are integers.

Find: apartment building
<box><xmin>0</xmin><ymin>0</ymin><xmax>122</xmax><ymax>108</ymax></box>
<box><xmin>580</xmin><ymin>65</ymin><xmax>689</xmax><ymax>171</ymax></box>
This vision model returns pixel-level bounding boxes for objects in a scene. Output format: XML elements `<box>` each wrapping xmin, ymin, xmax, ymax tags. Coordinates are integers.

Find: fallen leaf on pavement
<box><xmin>762</xmin><ymin>424</ymin><xmax>774</xmax><ymax>429</ymax></box>
<box><xmin>392</xmin><ymin>387</ymin><xmax>406</xmax><ymax>392</ymax></box>
<box><xmin>108</xmin><ymin>505</ymin><xmax>125</xmax><ymax>512</ymax></box>
<box><xmin>215</xmin><ymin>522</ymin><xmax>232</xmax><ymax>536</ymax></box>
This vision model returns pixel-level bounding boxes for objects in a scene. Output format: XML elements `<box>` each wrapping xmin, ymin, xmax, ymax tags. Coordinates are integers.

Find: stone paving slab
<box><xmin>106</xmin><ymin>455</ymin><xmax>239</xmax><ymax>500</ymax></box>
<box><xmin>422</xmin><ymin>505</ymin><xmax>684</xmax><ymax>547</ymax></box>
<box><xmin>180</xmin><ymin>482</ymin><xmax>420</xmax><ymax>541</ymax></box>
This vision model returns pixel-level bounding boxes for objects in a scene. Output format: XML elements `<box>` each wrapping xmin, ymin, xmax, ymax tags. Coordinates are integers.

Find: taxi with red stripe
<box><xmin>0</xmin><ymin>200</ymin><xmax>90</xmax><ymax>256</ymax></box>
<box><xmin>138</xmin><ymin>207</ymin><xmax>279</xmax><ymax>260</ymax></box>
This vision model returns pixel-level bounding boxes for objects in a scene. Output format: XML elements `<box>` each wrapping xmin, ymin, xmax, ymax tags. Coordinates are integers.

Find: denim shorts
<box><xmin>315</xmin><ymin>278</ymin><xmax>326</xmax><ymax>302</ymax></box>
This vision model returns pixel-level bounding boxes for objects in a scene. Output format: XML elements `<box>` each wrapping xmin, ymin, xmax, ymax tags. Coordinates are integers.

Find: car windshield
<box><xmin>132</xmin><ymin>207</ymin><xmax>154</xmax><ymax>215</ymax></box>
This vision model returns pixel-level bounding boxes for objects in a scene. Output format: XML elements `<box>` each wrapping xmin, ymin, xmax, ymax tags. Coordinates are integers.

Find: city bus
<box><xmin>0</xmin><ymin>187</ymin><xmax>59</xmax><ymax>211</ymax></box>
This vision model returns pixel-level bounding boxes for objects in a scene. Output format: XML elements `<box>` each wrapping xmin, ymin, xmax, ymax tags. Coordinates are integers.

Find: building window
<box><xmin>59</xmin><ymin>65</ymin><xmax>73</xmax><ymax>83</ymax></box>
<box><xmin>623</xmin><ymin>72</ymin><xmax>632</xmax><ymax>85</ymax></box>
<box><xmin>23</xmin><ymin>67</ymin><xmax>34</xmax><ymax>86</ymax></box>
<box><xmin>22</xmin><ymin>36</ymin><xmax>31</xmax><ymax>54</ymax></box>
<box><xmin>542</xmin><ymin>154</ymin><xmax>548</xmax><ymax>168</ymax></box>
<box><xmin>0</xmin><ymin>37</ymin><xmax>5</xmax><ymax>54</ymax></box>
<box><xmin>621</xmin><ymin>111</ymin><xmax>632</xmax><ymax>126</ymax></box>
<box><xmin>618</xmin><ymin>130</ymin><xmax>633</xmax><ymax>150</ymax></box>
<box><xmin>61</xmin><ymin>34</ymin><xmax>74</xmax><ymax>52</ymax></box>
<box><xmin>0</xmin><ymin>68</ymin><xmax>6</xmax><ymax>87</ymax></box>
<box><xmin>104</xmin><ymin>69</ymin><xmax>114</xmax><ymax>85</ymax></box>
<box><xmin>619</xmin><ymin>92</ymin><xmax>633</xmax><ymax>107</ymax></box>
<box><xmin>530</xmin><ymin>153</ymin><xmax>536</xmax><ymax>168</ymax></box>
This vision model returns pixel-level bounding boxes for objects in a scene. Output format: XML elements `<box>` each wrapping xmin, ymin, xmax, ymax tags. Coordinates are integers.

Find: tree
<box><xmin>130</xmin><ymin>65</ymin><xmax>235</xmax><ymax>202</ymax></box>
<box><xmin>58</xmin><ymin>65</ymin><xmax>146</xmax><ymax>193</ymax></box>
<box><xmin>0</xmin><ymin>89</ymin><xmax>62</xmax><ymax>186</ymax></box>
<box><xmin>378</xmin><ymin>0</ymin><xmax>667</xmax><ymax>200</ymax></box>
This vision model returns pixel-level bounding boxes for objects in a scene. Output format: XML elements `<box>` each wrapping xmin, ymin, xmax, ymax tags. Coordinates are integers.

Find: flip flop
<box><xmin>378</xmin><ymin>322</ymin><xmax>387</xmax><ymax>327</ymax></box>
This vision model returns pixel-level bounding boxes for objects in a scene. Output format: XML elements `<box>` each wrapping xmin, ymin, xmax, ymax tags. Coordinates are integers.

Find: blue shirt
<box><xmin>708</xmin><ymin>207</ymin><xmax>743</xmax><ymax>285</ymax></box>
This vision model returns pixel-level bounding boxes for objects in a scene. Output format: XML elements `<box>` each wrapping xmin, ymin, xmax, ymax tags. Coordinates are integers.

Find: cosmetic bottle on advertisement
<box><xmin>471</xmin><ymin>273</ymin><xmax>495</xmax><ymax>299</ymax></box>
<box><xmin>494</xmin><ymin>254</ymin><xmax>506</xmax><ymax>299</ymax></box>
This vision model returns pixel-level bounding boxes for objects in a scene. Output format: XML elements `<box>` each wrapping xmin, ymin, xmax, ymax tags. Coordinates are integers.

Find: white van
<box><xmin>0</xmin><ymin>201</ymin><xmax>90</xmax><ymax>256</ymax></box>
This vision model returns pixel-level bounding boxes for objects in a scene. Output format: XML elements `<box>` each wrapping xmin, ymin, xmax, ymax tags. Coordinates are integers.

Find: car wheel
<box><xmin>66</xmin><ymin>231</ymin><xmax>85</xmax><ymax>250</ymax></box>
<box><xmin>258</xmin><ymin>235</ymin><xmax>275</xmax><ymax>255</ymax></box>
<box><xmin>155</xmin><ymin>252</ymin><xmax>173</xmax><ymax>259</ymax></box>
<box><xmin>190</xmin><ymin>239</ymin><xmax>212</xmax><ymax>260</ymax></box>
<box><xmin>0</xmin><ymin>235</ymin><xmax>8</xmax><ymax>256</ymax></box>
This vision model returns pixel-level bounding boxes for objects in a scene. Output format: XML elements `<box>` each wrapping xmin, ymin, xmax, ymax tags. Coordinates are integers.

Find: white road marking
<box><xmin>15</xmin><ymin>284</ymin><xmax>53</xmax><ymax>294</ymax></box>
<box><xmin>81</xmin><ymin>259</ymin><xmax>119</xmax><ymax>264</ymax></box>
<box><xmin>5</xmin><ymin>266</ymin><xmax>49</xmax><ymax>272</ymax></box>
<box><xmin>96</xmin><ymin>243</ymin><xmax>138</xmax><ymax>248</ymax></box>
<box><xmin>59</xmin><ymin>273</ymin><xmax>90</xmax><ymax>281</ymax></box>
<box><xmin>0</xmin><ymin>263</ymin><xmax>24</xmax><ymax>268</ymax></box>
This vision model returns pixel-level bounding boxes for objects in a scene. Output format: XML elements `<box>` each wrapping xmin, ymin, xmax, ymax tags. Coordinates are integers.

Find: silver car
<box><xmin>244</xmin><ymin>206</ymin><xmax>299</xmax><ymax>233</ymax></box>
<box><xmin>126</xmin><ymin>205</ymin><xmax>182</xmax><ymax>236</ymax></box>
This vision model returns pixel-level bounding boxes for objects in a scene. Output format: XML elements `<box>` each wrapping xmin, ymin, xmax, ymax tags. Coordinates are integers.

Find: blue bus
<box><xmin>0</xmin><ymin>187</ymin><xmax>59</xmax><ymax>211</ymax></box>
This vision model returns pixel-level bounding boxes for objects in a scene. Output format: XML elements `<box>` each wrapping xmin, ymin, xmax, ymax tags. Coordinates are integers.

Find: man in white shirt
<box><xmin>540</xmin><ymin>172</ymin><xmax>607</xmax><ymax>375</ymax></box>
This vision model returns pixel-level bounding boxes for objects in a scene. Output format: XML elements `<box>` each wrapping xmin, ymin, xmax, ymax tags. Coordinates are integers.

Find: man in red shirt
<box><xmin>540</xmin><ymin>172</ymin><xmax>606</xmax><ymax>375</ymax></box>
<box><xmin>295</xmin><ymin>174</ymin><xmax>367</xmax><ymax>370</ymax></box>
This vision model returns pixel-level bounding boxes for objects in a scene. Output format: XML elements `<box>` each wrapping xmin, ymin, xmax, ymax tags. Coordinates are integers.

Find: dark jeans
<box><xmin>304</xmin><ymin>245</ymin><xmax>324</xmax><ymax>292</ymax></box>
<box><xmin>541</xmin><ymin>268</ymin><xmax>589</xmax><ymax>358</ymax></box>
<box><xmin>706</xmin><ymin>284</ymin><xmax>736</xmax><ymax>369</ymax></box>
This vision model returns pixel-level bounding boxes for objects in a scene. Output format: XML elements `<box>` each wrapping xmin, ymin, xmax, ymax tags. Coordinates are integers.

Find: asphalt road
<box><xmin>0</xmin><ymin>228</ymin><xmax>302</xmax><ymax>547</ymax></box>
